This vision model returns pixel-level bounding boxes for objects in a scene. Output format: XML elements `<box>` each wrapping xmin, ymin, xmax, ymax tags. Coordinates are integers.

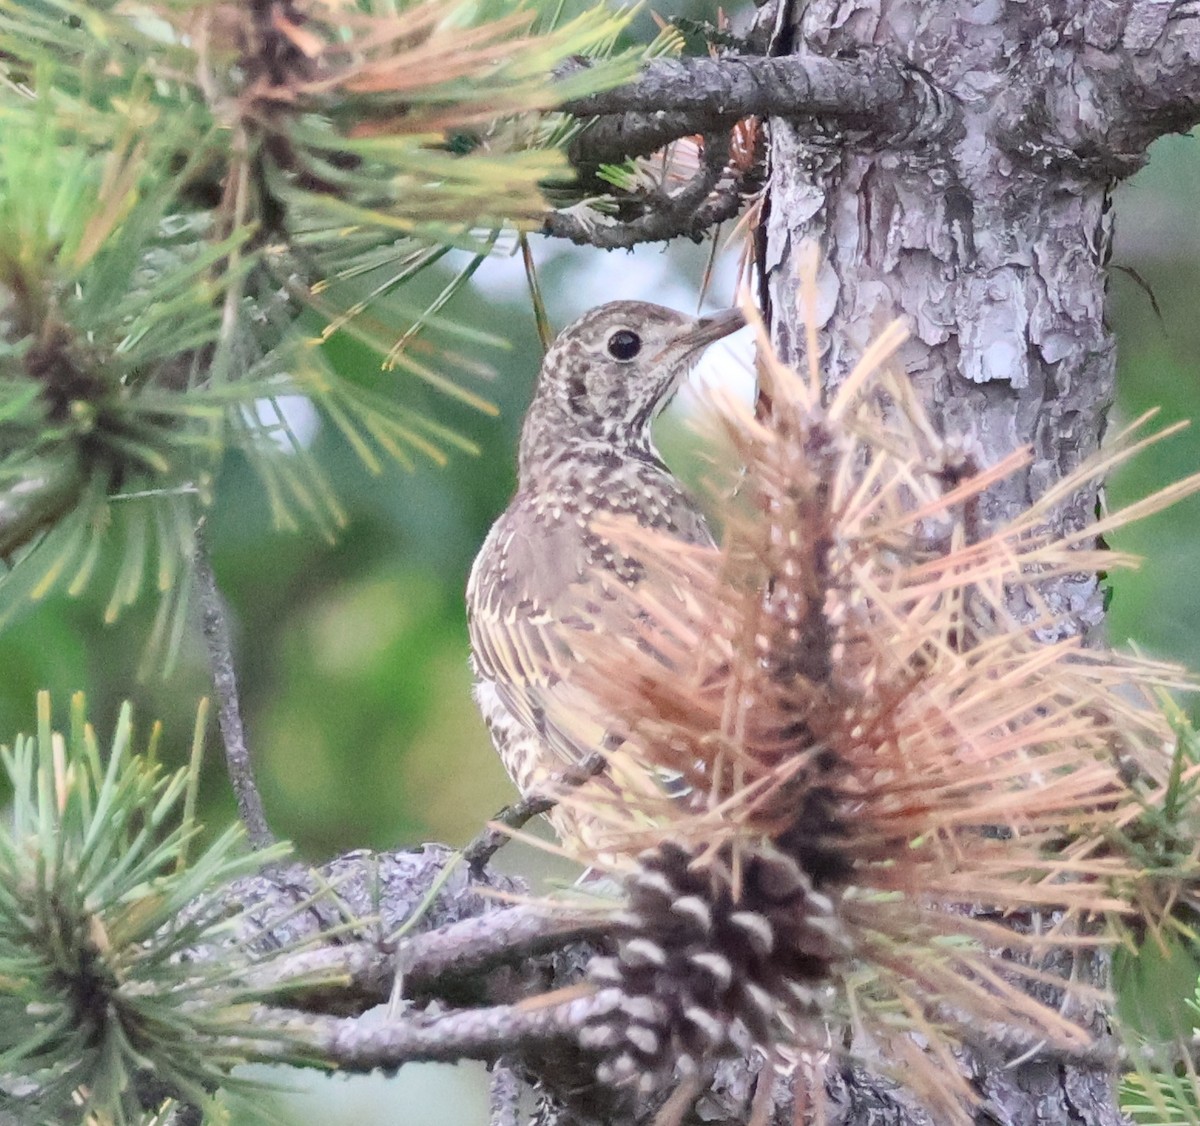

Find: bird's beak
<box><xmin>682</xmin><ymin>307</ymin><xmax>747</xmax><ymax>352</ymax></box>
<box><xmin>652</xmin><ymin>308</ymin><xmax>747</xmax><ymax>374</ymax></box>
<box><xmin>640</xmin><ymin>308</ymin><xmax>748</xmax><ymax>426</ymax></box>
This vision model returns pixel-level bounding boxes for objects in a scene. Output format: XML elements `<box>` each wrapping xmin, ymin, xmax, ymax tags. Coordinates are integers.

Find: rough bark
<box><xmin>765</xmin><ymin>4</ymin><xmax>1111</xmax><ymax>555</ymax></box>
<box><xmin>220</xmin><ymin>2</ymin><xmax>1200</xmax><ymax>1121</ymax></box>
<box><xmin>749</xmin><ymin>2</ymin><xmax>1200</xmax><ymax>1123</ymax></box>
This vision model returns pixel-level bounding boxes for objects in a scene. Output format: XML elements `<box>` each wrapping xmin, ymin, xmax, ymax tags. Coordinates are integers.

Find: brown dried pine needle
<box><xmin>538</xmin><ymin>271</ymin><xmax>1200</xmax><ymax>1119</ymax></box>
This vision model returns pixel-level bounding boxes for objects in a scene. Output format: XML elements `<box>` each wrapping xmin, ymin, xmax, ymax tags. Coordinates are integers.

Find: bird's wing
<box><xmin>468</xmin><ymin>513</ymin><xmax>610</xmax><ymax>776</ymax></box>
<box><xmin>467</xmin><ymin>504</ymin><xmax>712</xmax><ymax>783</ymax></box>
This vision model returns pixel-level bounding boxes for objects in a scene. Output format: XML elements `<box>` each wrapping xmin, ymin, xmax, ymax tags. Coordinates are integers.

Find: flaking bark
<box><xmin>750</xmin><ymin>2</ymin><xmax>1200</xmax><ymax>1123</ymax></box>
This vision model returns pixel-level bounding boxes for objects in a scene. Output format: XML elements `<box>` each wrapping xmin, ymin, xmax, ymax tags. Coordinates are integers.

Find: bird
<box><xmin>466</xmin><ymin>300</ymin><xmax>745</xmax><ymax>845</ymax></box>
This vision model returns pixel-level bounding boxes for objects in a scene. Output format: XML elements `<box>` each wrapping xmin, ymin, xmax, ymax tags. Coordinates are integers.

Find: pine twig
<box><xmin>543</xmin><ymin>130</ymin><xmax>748</xmax><ymax>250</ymax></box>
<box><xmin>520</xmin><ymin>234</ymin><xmax>555</xmax><ymax>354</ymax></box>
<box><xmin>463</xmin><ymin>752</ymin><xmax>606</xmax><ymax>873</ymax></box>
<box><xmin>241</xmin><ymin>940</ymin><xmax>397</xmax><ymax>1011</ymax></box>
<box><xmin>194</xmin><ymin>519</ymin><xmax>274</xmax><ymax>850</ymax></box>
<box><xmin>245</xmin><ymin>989</ymin><xmax>618</xmax><ymax>1069</ymax></box>
<box><xmin>396</xmin><ymin>903</ymin><xmax>603</xmax><ymax>989</ymax></box>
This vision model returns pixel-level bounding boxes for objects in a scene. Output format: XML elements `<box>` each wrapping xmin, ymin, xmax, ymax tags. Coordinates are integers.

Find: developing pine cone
<box><xmin>579</xmin><ymin>840</ymin><xmax>844</xmax><ymax>1095</ymax></box>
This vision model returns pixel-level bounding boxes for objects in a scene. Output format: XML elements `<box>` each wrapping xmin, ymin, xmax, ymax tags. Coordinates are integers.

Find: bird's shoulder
<box><xmin>468</xmin><ymin>451</ymin><xmax>710</xmax><ymax>618</ymax></box>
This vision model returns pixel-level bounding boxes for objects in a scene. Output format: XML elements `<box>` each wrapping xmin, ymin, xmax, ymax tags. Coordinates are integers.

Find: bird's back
<box><xmin>466</xmin><ymin>448</ymin><xmax>712</xmax><ymax>802</ymax></box>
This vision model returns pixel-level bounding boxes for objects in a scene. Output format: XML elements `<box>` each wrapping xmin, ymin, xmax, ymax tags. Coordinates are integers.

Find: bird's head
<box><xmin>518</xmin><ymin>301</ymin><xmax>745</xmax><ymax>478</ymax></box>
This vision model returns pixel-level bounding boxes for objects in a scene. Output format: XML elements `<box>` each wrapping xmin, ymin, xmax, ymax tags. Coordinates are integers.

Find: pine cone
<box><xmin>579</xmin><ymin>840</ymin><xmax>845</xmax><ymax>1094</ymax></box>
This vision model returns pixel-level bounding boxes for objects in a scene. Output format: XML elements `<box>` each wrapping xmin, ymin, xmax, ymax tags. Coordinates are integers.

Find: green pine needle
<box><xmin>0</xmin><ymin>691</ymin><xmax>291</xmax><ymax>1124</ymax></box>
<box><xmin>0</xmin><ymin>0</ymin><xmax>648</xmax><ymax>662</ymax></box>
<box><xmin>1114</xmin><ymin>705</ymin><xmax>1200</xmax><ymax>1126</ymax></box>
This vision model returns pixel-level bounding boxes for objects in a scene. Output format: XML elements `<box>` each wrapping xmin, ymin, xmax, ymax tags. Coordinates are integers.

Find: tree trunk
<box><xmin>763</xmin><ymin>1</ymin><xmax>1119</xmax><ymax>631</ymax></box>
<box><xmin>757</xmin><ymin>2</ymin><xmax>1150</xmax><ymax>1122</ymax></box>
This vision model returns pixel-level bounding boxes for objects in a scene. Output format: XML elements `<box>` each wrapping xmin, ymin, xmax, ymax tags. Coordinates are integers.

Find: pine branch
<box><xmin>0</xmin><ymin>0</ymin><xmax>646</xmax><ymax>658</ymax></box>
<box><xmin>561</xmin><ymin>50</ymin><xmax>954</xmax><ymax>156</ymax></box>
<box><xmin>542</xmin><ymin>131</ymin><xmax>750</xmax><ymax>249</ymax></box>
<box><xmin>245</xmin><ymin>993</ymin><xmax>604</xmax><ymax>1070</ymax></box>
<box><xmin>3</xmin><ymin>680</ymin><xmax>1200</xmax><ymax>1123</ymax></box>
<box><xmin>463</xmin><ymin>752</ymin><xmax>607</xmax><ymax>873</ymax></box>
<box><xmin>193</xmin><ymin>521</ymin><xmax>274</xmax><ymax>850</ymax></box>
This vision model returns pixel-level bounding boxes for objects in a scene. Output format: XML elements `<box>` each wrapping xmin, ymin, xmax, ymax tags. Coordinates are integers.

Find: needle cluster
<box><xmin>552</xmin><ymin>267</ymin><xmax>1200</xmax><ymax>1117</ymax></box>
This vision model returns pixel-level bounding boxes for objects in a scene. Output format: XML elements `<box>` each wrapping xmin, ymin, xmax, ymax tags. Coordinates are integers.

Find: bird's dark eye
<box><xmin>606</xmin><ymin>329</ymin><xmax>642</xmax><ymax>361</ymax></box>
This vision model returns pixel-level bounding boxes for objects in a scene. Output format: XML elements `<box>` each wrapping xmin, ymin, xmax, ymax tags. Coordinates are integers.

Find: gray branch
<box><xmin>545</xmin><ymin>129</ymin><xmax>748</xmax><ymax>249</ymax></box>
<box><xmin>396</xmin><ymin>904</ymin><xmax>601</xmax><ymax>988</ymax></box>
<box><xmin>246</xmin><ymin>991</ymin><xmax>612</xmax><ymax>1070</ymax></box>
<box><xmin>194</xmin><ymin>519</ymin><xmax>274</xmax><ymax>850</ymax></box>
<box><xmin>562</xmin><ymin>50</ymin><xmax>956</xmax><ymax>168</ymax></box>
<box><xmin>559</xmin><ymin>7</ymin><xmax>1200</xmax><ymax>176</ymax></box>
<box><xmin>206</xmin><ymin>845</ymin><xmax>605</xmax><ymax>1004</ymax></box>
<box><xmin>986</xmin><ymin>0</ymin><xmax>1200</xmax><ymax>178</ymax></box>
<box><xmin>134</xmin><ymin>840</ymin><xmax>1130</xmax><ymax>1126</ymax></box>
<box><xmin>1073</xmin><ymin>0</ymin><xmax>1200</xmax><ymax>166</ymax></box>
<box><xmin>550</xmin><ymin>2</ymin><xmax>1200</xmax><ymax>258</ymax></box>
<box><xmin>463</xmin><ymin>752</ymin><xmax>607</xmax><ymax>874</ymax></box>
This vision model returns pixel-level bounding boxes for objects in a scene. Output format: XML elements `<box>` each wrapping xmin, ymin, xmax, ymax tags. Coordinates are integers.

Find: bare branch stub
<box><xmin>549</xmin><ymin>50</ymin><xmax>954</xmax><ymax>251</ymax></box>
<box><xmin>560</xmin><ymin>52</ymin><xmax>949</xmax><ymax>149</ymax></box>
<box><xmin>1035</xmin><ymin>1</ymin><xmax>1200</xmax><ymax>173</ymax></box>
<box><xmin>559</xmin><ymin>16</ymin><xmax>1200</xmax><ymax>180</ymax></box>
<box><xmin>550</xmin><ymin>6</ymin><xmax>1200</xmax><ymax>254</ymax></box>
<box><xmin>224</xmin><ymin>845</ymin><xmax>527</xmax><ymax>950</ymax></box>
<box><xmin>567</xmin><ymin>109</ymin><xmax>719</xmax><ymax>168</ymax></box>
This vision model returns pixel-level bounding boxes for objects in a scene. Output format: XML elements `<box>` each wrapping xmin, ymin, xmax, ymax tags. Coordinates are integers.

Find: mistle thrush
<box><xmin>466</xmin><ymin>301</ymin><xmax>745</xmax><ymax>844</ymax></box>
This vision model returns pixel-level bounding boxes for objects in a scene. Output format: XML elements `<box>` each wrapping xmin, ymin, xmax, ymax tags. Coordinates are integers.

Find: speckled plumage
<box><xmin>466</xmin><ymin>301</ymin><xmax>744</xmax><ymax>843</ymax></box>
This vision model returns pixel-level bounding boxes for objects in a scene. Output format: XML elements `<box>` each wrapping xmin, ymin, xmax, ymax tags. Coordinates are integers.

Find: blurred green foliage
<box><xmin>0</xmin><ymin>114</ymin><xmax>1197</xmax><ymax>1126</ymax></box>
<box><xmin>9</xmin><ymin>0</ymin><xmax>1192</xmax><ymax>1123</ymax></box>
<box><xmin>1</xmin><ymin>144</ymin><xmax>1196</xmax><ymax>860</ymax></box>
<box><xmin>1107</xmin><ymin>140</ymin><xmax>1200</xmax><ymax>689</ymax></box>
<box><xmin>0</xmin><ymin>257</ymin><xmax>537</xmax><ymax>855</ymax></box>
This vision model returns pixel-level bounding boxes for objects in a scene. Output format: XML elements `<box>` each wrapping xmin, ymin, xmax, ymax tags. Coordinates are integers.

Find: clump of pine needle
<box><xmin>548</xmin><ymin>255</ymin><xmax>1200</xmax><ymax>1120</ymax></box>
